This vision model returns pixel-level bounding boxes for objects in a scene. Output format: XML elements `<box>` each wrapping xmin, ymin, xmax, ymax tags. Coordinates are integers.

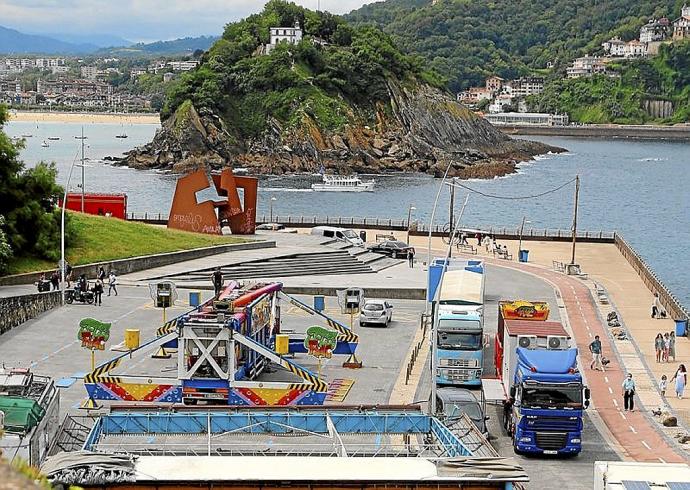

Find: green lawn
<box><xmin>5</xmin><ymin>212</ymin><xmax>245</xmax><ymax>275</ymax></box>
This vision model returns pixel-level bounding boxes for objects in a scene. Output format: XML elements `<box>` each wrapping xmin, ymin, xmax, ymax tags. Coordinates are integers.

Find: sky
<box><xmin>0</xmin><ymin>0</ymin><xmax>380</xmax><ymax>43</ymax></box>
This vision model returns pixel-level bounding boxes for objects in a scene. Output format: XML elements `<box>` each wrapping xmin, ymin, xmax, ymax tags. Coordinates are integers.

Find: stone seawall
<box><xmin>0</xmin><ymin>240</ymin><xmax>275</xmax><ymax>287</ymax></box>
<box><xmin>498</xmin><ymin>124</ymin><xmax>690</xmax><ymax>140</ymax></box>
<box><xmin>0</xmin><ymin>291</ymin><xmax>60</xmax><ymax>335</ymax></box>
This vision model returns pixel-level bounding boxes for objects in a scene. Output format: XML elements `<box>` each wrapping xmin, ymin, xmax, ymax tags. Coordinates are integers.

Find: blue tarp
<box><xmin>517</xmin><ymin>347</ymin><xmax>578</xmax><ymax>375</ymax></box>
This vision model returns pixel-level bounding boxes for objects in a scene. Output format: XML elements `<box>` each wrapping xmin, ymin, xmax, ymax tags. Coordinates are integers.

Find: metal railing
<box><xmin>405</xmin><ymin>313</ymin><xmax>431</xmax><ymax>385</ymax></box>
<box><xmin>614</xmin><ymin>233</ymin><xmax>689</xmax><ymax>321</ymax></box>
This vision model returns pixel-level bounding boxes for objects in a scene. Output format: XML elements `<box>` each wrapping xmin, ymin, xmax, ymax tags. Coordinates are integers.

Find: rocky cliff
<box><xmin>116</xmin><ymin>81</ymin><xmax>558</xmax><ymax>178</ymax></box>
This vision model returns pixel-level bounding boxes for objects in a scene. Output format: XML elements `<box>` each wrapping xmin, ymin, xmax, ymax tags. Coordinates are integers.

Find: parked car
<box><xmin>359</xmin><ymin>299</ymin><xmax>393</xmax><ymax>327</ymax></box>
<box><xmin>435</xmin><ymin>387</ymin><xmax>489</xmax><ymax>437</ymax></box>
<box><xmin>368</xmin><ymin>240</ymin><xmax>414</xmax><ymax>259</ymax></box>
<box><xmin>310</xmin><ymin>226</ymin><xmax>364</xmax><ymax>246</ymax></box>
<box><xmin>256</xmin><ymin>223</ymin><xmax>298</xmax><ymax>233</ymax></box>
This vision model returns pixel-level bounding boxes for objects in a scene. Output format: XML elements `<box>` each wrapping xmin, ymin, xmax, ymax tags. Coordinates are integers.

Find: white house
<box><xmin>673</xmin><ymin>4</ymin><xmax>690</xmax><ymax>40</ymax></box>
<box><xmin>640</xmin><ymin>18</ymin><xmax>671</xmax><ymax>43</ymax></box>
<box><xmin>266</xmin><ymin>21</ymin><xmax>303</xmax><ymax>54</ymax></box>
<box><xmin>602</xmin><ymin>37</ymin><xmax>625</xmax><ymax>56</ymax></box>
<box><xmin>567</xmin><ymin>55</ymin><xmax>607</xmax><ymax>78</ymax></box>
<box><xmin>623</xmin><ymin>40</ymin><xmax>647</xmax><ymax>58</ymax></box>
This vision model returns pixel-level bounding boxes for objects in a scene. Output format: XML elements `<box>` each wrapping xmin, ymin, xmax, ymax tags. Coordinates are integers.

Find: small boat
<box><xmin>21</xmin><ymin>133</ymin><xmax>33</xmax><ymax>138</ymax></box>
<box><xmin>311</xmin><ymin>174</ymin><xmax>375</xmax><ymax>192</ymax></box>
<box><xmin>41</xmin><ymin>140</ymin><xmax>49</xmax><ymax>148</ymax></box>
<box><xmin>75</xmin><ymin>135</ymin><xmax>88</xmax><ymax>140</ymax></box>
<box><xmin>47</xmin><ymin>136</ymin><xmax>60</xmax><ymax>141</ymax></box>
<box><xmin>115</xmin><ymin>133</ymin><xmax>128</xmax><ymax>139</ymax></box>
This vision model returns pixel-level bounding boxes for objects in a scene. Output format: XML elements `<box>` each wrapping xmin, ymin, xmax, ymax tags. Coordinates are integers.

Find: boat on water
<box><xmin>21</xmin><ymin>133</ymin><xmax>33</xmax><ymax>138</ymax></box>
<box><xmin>75</xmin><ymin>135</ymin><xmax>88</xmax><ymax>140</ymax></box>
<box><xmin>116</xmin><ymin>132</ymin><xmax>128</xmax><ymax>139</ymax></box>
<box><xmin>41</xmin><ymin>140</ymin><xmax>49</xmax><ymax>148</ymax></box>
<box><xmin>47</xmin><ymin>136</ymin><xmax>60</xmax><ymax>141</ymax></box>
<box><xmin>311</xmin><ymin>174</ymin><xmax>375</xmax><ymax>192</ymax></box>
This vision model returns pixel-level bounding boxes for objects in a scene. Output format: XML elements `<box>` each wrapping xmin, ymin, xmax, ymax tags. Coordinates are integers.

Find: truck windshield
<box><xmin>437</xmin><ymin>332</ymin><xmax>482</xmax><ymax>350</ymax></box>
<box><xmin>522</xmin><ymin>384</ymin><xmax>583</xmax><ymax>408</ymax></box>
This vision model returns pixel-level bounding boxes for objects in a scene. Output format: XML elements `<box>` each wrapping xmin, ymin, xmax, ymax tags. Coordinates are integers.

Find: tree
<box><xmin>0</xmin><ymin>216</ymin><xmax>12</xmax><ymax>274</ymax></box>
<box><xmin>0</xmin><ymin>105</ymin><xmax>66</xmax><ymax>267</ymax></box>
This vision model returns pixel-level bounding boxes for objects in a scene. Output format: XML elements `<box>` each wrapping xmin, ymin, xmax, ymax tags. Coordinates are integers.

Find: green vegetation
<box><xmin>529</xmin><ymin>41</ymin><xmax>690</xmax><ymax>123</ymax></box>
<box><xmin>163</xmin><ymin>0</ymin><xmax>441</xmax><ymax>138</ymax></box>
<box><xmin>5</xmin><ymin>212</ymin><xmax>243</xmax><ymax>275</ymax></box>
<box><xmin>0</xmin><ymin>105</ymin><xmax>65</xmax><ymax>275</ymax></box>
<box><xmin>346</xmin><ymin>0</ymin><xmax>683</xmax><ymax>92</ymax></box>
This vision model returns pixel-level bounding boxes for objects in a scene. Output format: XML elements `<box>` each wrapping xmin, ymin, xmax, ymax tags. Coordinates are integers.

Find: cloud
<box><xmin>0</xmin><ymin>0</ymin><xmax>378</xmax><ymax>42</ymax></box>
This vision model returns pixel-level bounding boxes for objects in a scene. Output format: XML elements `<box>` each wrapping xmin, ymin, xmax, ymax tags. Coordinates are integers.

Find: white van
<box><xmin>310</xmin><ymin>226</ymin><xmax>364</xmax><ymax>246</ymax></box>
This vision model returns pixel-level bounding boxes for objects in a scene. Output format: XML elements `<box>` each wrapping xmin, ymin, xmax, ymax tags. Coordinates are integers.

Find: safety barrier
<box><xmin>405</xmin><ymin>313</ymin><xmax>431</xmax><ymax>385</ymax></box>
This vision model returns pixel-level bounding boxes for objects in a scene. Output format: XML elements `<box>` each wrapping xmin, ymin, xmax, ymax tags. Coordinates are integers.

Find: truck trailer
<box><xmin>492</xmin><ymin>301</ymin><xmax>590</xmax><ymax>456</ymax></box>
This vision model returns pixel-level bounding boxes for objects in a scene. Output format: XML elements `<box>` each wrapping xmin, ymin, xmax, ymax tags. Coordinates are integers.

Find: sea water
<box><xmin>6</xmin><ymin>121</ymin><xmax>690</xmax><ymax>309</ymax></box>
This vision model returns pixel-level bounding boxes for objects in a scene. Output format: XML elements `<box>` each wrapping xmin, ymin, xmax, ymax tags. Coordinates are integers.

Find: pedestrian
<box><xmin>622</xmin><ymin>373</ymin><xmax>636</xmax><ymax>412</ymax></box>
<box><xmin>97</xmin><ymin>266</ymin><xmax>106</xmax><ymax>282</ymax></box>
<box><xmin>671</xmin><ymin>364</ymin><xmax>687</xmax><ymax>399</ymax></box>
<box><xmin>407</xmin><ymin>248</ymin><xmax>415</xmax><ymax>268</ymax></box>
<box><xmin>651</xmin><ymin>292</ymin><xmax>661</xmax><ymax>318</ymax></box>
<box><xmin>663</xmin><ymin>333</ymin><xmax>670</xmax><ymax>362</ymax></box>
<box><xmin>669</xmin><ymin>331</ymin><xmax>676</xmax><ymax>362</ymax></box>
<box><xmin>108</xmin><ymin>270</ymin><xmax>118</xmax><ymax>296</ymax></box>
<box><xmin>212</xmin><ymin>267</ymin><xmax>223</xmax><ymax>296</ymax></box>
<box><xmin>589</xmin><ymin>335</ymin><xmax>604</xmax><ymax>371</ymax></box>
<box><xmin>50</xmin><ymin>270</ymin><xmax>60</xmax><ymax>291</ymax></box>
<box><xmin>654</xmin><ymin>333</ymin><xmax>664</xmax><ymax>363</ymax></box>
<box><xmin>65</xmin><ymin>262</ymin><xmax>72</xmax><ymax>288</ymax></box>
<box><xmin>659</xmin><ymin>374</ymin><xmax>668</xmax><ymax>397</ymax></box>
<box><xmin>476</xmin><ymin>232</ymin><xmax>482</xmax><ymax>246</ymax></box>
<box><xmin>93</xmin><ymin>278</ymin><xmax>104</xmax><ymax>306</ymax></box>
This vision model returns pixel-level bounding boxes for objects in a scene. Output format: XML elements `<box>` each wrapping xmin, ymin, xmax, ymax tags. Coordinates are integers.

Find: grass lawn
<box><xmin>5</xmin><ymin>212</ymin><xmax>246</xmax><ymax>275</ymax></box>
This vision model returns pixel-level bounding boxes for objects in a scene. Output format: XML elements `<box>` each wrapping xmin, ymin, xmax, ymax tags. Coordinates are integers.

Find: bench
<box><xmin>493</xmin><ymin>249</ymin><xmax>512</xmax><ymax>260</ymax></box>
<box><xmin>456</xmin><ymin>243</ymin><xmax>477</xmax><ymax>254</ymax></box>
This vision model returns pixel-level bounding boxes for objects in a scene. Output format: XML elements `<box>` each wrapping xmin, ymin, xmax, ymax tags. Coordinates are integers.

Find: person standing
<box><xmin>654</xmin><ymin>333</ymin><xmax>664</xmax><ymax>363</ymax></box>
<box><xmin>589</xmin><ymin>335</ymin><xmax>604</xmax><ymax>371</ymax></box>
<box><xmin>671</xmin><ymin>364</ymin><xmax>687</xmax><ymax>400</ymax></box>
<box><xmin>65</xmin><ymin>262</ymin><xmax>72</xmax><ymax>288</ymax></box>
<box><xmin>651</xmin><ymin>292</ymin><xmax>661</xmax><ymax>318</ymax></box>
<box><xmin>212</xmin><ymin>267</ymin><xmax>224</xmax><ymax>296</ymax></box>
<box><xmin>93</xmin><ymin>278</ymin><xmax>104</xmax><ymax>306</ymax></box>
<box><xmin>659</xmin><ymin>374</ymin><xmax>668</xmax><ymax>397</ymax></box>
<box><xmin>97</xmin><ymin>266</ymin><xmax>106</xmax><ymax>282</ymax></box>
<box><xmin>50</xmin><ymin>270</ymin><xmax>60</xmax><ymax>291</ymax></box>
<box><xmin>663</xmin><ymin>333</ymin><xmax>670</xmax><ymax>362</ymax></box>
<box><xmin>669</xmin><ymin>331</ymin><xmax>676</xmax><ymax>362</ymax></box>
<box><xmin>108</xmin><ymin>270</ymin><xmax>118</xmax><ymax>296</ymax></box>
<box><xmin>622</xmin><ymin>373</ymin><xmax>636</xmax><ymax>412</ymax></box>
<box><xmin>407</xmin><ymin>248</ymin><xmax>415</xmax><ymax>268</ymax></box>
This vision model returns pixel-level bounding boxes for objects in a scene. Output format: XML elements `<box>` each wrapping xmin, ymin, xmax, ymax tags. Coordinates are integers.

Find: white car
<box><xmin>359</xmin><ymin>300</ymin><xmax>393</xmax><ymax>327</ymax></box>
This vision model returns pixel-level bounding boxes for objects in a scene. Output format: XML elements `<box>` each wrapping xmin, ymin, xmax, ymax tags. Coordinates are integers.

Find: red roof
<box><xmin>504</xmin><ymin>320</ymin><xmax>569</xmax><ymax>338</ymax></box>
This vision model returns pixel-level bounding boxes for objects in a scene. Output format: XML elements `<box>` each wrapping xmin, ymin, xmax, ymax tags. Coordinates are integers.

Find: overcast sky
<box><xmin>1</xmin><ymin>0</ymin><xmax>380</xmax><ymax>42</ymax></box>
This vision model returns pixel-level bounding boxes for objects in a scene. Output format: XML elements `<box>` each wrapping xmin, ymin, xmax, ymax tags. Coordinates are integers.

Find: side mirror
<box><xmin>484</xmin><ymin>416</ymin><xmax>490</xmax><ymax>421</ymax></box>
<box><xmin>584</xmin><ymin>387</ymin><xmax>591</xmax><ymax>400</ymax></box>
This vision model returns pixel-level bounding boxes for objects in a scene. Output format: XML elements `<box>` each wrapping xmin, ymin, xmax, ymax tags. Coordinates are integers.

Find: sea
<box><xmin>5</xmin><ymin>119</ymin><xmax>690</xmax><ymax>309</ymax></box>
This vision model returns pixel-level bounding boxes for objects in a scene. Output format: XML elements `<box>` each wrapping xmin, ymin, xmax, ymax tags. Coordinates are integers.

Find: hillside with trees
<box><xmin>120</xmin><ymin>0</ymin><xmax>554</xmax><ymax>178</ymax></box>
<box><xmin>346</xmin><ymin>0</ymin><xmax>684</xmax><ymax>92</ymax></box>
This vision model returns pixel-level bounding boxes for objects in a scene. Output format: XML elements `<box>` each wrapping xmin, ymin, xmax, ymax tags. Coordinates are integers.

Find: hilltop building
<box><xmin>265</xmin><ymin>21</ymin><xmax>303</xmax><ymax>54</ymax></box>
<box><xmin>602</xmin><ymin>37</ymin><xmax>625</xmax><ymax>56</ymax></box>
<box><xmin>507</xmin><ymin>76</ymin><xmax>545</xmax><ymax>97</ymax></box>
<box><xmin>640</xmin><ymin>17</ymin><xmax>671</xmax><ymax>43</ymax></box>
<box><xmin>566</xmin><ymin>55</ymin><xmax>607</xmax><ymax>78</ymax></box>
<box><xmin>673</xmin><ymin>4</ymin><xmax>690</xmax><ymax>39</ymax></box>
<box><xmin>602</xmin><ymin>38</ymin><xmax>647</xmax><ymax>58</ymax></box>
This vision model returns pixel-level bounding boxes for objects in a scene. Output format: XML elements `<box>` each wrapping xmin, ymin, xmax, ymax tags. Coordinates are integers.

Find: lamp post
<box><xmin>406</xmin><ymin>204</ymin><xmax>416</xmax><ymax>244</ymax></box>
<box><xmin>269</xmin><ymin>196</ymin><xmax>277</xmax><ymax>223</ymax></box>
<box><xmin>518</xmin><ymin>217</ymin><xmax>531</xmax><ymax>255</ymax></box>
<box><xmin>61</xmin><ymin>158</ymin><xmax>79</xmax><ymax>306</ymax></box>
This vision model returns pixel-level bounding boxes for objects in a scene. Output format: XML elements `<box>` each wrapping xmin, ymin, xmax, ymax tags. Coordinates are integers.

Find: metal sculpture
<box><xmin>168</xmin><ymin>168</ymin><xmax>258</xmax><ymax>235</ymax></box>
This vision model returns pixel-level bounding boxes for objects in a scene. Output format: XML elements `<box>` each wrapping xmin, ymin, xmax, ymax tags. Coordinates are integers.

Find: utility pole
<box><xmin>449</xmin><ymin>177</ymin><xmax>456</xmax><ymax>231</ymax></box>
<box><xmin>570</xmin><ymin>175</ymin><xmax>580</xmax><ymax>265</ymax></box>
<box><xmin>80</xmin><ymin>126</ymin><xmax>85</xmax><ymax>213</ymax></box>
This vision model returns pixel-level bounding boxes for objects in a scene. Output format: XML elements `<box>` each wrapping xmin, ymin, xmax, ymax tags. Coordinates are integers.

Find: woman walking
<box><xmin>663</xmin><ymin>333</ymin><xmax>670</xmax><ymax>362</ymax></box>
<box><xmin>654</xmin><ymin>333</ymin><xmax>664</xmax><ymax>363</ymax></box>
<box><xmin>622</xmin><ymin>373</ymin><xmax>636</xmax><ymax>412</ymax></box>
<box><xmin>671</xmin><ymin>364</ymin><xmax>687</xmax><ymax>399</ymax></box>
<box><xmin>669</xmin><ymin>331</ymin><xmax>676</xmax><ymax>362</ymax></box>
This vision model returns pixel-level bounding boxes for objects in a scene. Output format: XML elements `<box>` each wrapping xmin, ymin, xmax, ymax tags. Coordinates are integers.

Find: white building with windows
<box><xmin>566</xmin><ymin>55</ymin><xmax>608</xmax><ymax>78</ymax></box>
<box><xmin>602</xmin><ymin>37</ymin><xmax>626</xmax><ymax>56</ymax></box>
<box><xmin>266</xmin><ymin>21</ymin><xmax>303</xmax><ymax>54</ymax></box>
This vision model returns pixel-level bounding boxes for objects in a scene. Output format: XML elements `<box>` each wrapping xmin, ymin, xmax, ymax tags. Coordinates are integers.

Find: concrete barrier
<box><xmin>497</xmin><ymin>124</ymin><xmax>690</xmax><ymax>141</ymax></box>
<box><xmin>0</xmin><ymin>240</ymin><xmax>276</xmax><ymax>287</ymax></box>
<box><xmin>0</xmin><ymin>291</ymin><xmax>61</xmax><ymax>335</ymax></box>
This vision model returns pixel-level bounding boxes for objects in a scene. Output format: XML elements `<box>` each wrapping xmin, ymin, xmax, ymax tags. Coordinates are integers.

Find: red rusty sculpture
<box><xmin>168</xmin><ymin>169</ymin><xmax>257</xmax><ymax>235</ymax></box>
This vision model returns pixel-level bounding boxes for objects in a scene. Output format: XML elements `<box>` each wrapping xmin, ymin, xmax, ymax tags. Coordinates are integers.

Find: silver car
<box><xmin>359</xmin><ymin>300</ymin><xmax>393</xmax><ymax>327</ymax></box>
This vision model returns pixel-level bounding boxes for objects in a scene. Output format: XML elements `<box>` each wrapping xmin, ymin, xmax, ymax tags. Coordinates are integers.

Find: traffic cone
<box><xmin>342</xmin><ymin>353</ymin><xmax>362</xmax><ymax>369</ymax></box>
<box><xmin>152</xmin><ymin>345</ymin><xmax>171</xmax><ymax>359</ymax></box>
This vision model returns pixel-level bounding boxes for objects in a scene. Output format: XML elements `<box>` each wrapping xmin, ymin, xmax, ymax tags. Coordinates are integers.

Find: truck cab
<box><xmin>435</xmin><ymin>309</ymin><xmax>484</xmax><ymax>386</ymax></box>
<box><xmin>505</xmin><ymin>348</ymin><xmax>590</xmax><ymax>455</ymax></box>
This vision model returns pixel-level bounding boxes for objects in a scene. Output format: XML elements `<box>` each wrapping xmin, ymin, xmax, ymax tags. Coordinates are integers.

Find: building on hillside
<box><xmin>566</xmin><ymin>55</ymin><xmax>607</xmax><ymax>78</ymax></box>
<box><xmin>37</xmin><ymin>78</ymin><xmax>113</xmax><ymax>96</ymax></box>
<box><xmin>485</xmin><ymin>112</ymin><xmax>569</xmax><ymax>126</ymax></box>
<box><xmin>485</xmin><ymin>75</ymin><xmax>504</xmax><ymax>93</ymax></box>
<box><xmin>130</xmin><ymin>68</ymin><xmax>147</xmax><ymax>78</ymax></box>
<box><xmin>623</xmin><ymin>40</ymin><xmax>647</xmax><ymax>58</ymax></box>
<box><xmin>602</xmin><ymin>37</ymin><xmax>626</xmax><ymax>56</ymax></box>
<box><xmin>163</xmin><ymin>72</ymin><xmax>175</xmax><ymax>82</ymax></box>
<box><xmin>81</xmin><ymin>66</ymin><xmax>98</xmax><ymax>80</ymax></box>
<box><xmin>0</xmin><ymin>80</ymin><xmax>21</xmax><ymax>94</ymax></box>
<box><xmin>673</xmin><ymin>4</ymin><xmax>690</xmax><ymax>40</ymax></box>
<box><xmin>266</xmin><ymin>21</ymin><xmax>303</xmax><ymax>54</ymax></box>
<box><xmin>51</xmin><ymin>66</ymin><xmax>70</xmax><ymax>74</ymax></box>
<box><xmin>167</xmin><ymin>60</ymin><xmax>199</xmax><ymax>72</ymax></box>
<box><xmin>508</xmin><ymin>77</ymin><xmax>545</xmax><ymax>97</ymax></box>
<box><xmin>640</xmin><ymin>18</ymin><xmax>671</xmax><ymax>43</ymax></box>
<box><xmin>457</xmin><ymin>86</ymin><xmax>493</xmax><ymax>105</ymax></box>
<box><xmin>488</xmin><ymin>94</ymin><xmax>514</xmax><ymax>113</ymax></box>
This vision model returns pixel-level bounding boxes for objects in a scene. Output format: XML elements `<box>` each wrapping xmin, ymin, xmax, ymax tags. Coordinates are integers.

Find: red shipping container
<box><xmin>62</xmin><ymin>193</ymin><xmax>127</xmax><ymax>219</ymax></box>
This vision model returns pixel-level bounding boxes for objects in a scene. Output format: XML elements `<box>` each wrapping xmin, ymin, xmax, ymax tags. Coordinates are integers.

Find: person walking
<box><xmin>660</xmin><ymin>374</ymin><xmax>668</xmax><ymax>397</ymax></box>
<box><xmin>622</xmin><ymin>373</ymin><xmax>636</xmax><ymax>412</ymax></box>
<box><xmin>407</xmin><ymin>248</ymin><xmax>415</xmax><ymax>268</ymax></box>
<box><xmin>65</xmin><ymin>262</ymin><xmax>72</xmax><ymax>288</ymax></box>
<box><xmin>93</xmin><ymin>278</ymin><xmax>104</xmax><ymax>306</ymax></box>
<box><xmin>107</xmin><ymin>270</ymin><xmax>118</xmax><ymax>296</ymax></box>
<box><xmin>655</xmin><ymin>333</ymin><xmax>664</xmax><ymax>363</ymax></box>
<box><xmin>671</xmin><ymin>364</ymin><xmax>687</xmax><ymax>399</ymax></box>
<box><xmin>651</xmin><ymin>292</ymin><xmax>661</xmax><ymax>318</ymax></box>
<box><xmin>669</xmin><ymin>331</ymin><xmax>676</xmax><ymax>362</ymax></box>
<box><xmin>589</xmin><ymin>335</ymin><xmax>604</xmax><ymax>371</ymax></box>
<box><xmin>663</xmin><ymin>333</ymin><xmax>670</xmax><ymax>362</ymax></box>
<box><xmin>212</xmin><ymin>267</ymin><xmax>224</xmax><ymax>296</ymax></box>
<box><xmin>97</xmin><ymin>266</ymin><xmax>106</xmax><ymax>282</ymax></box>
<box><xmin>50</xmin><ymin>270</ymin><xmax>60</xmax><ymax>291</ymax></box>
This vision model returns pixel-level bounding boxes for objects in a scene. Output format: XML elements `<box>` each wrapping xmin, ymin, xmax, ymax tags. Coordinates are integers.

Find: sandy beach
<box><xmin>8</xmin><ymin>110</ymin><xmax>161</xmax><ymax>125</ymax></box>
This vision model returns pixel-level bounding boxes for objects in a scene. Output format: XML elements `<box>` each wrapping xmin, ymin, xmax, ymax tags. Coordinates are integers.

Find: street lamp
<box><xmin>518</xmin><ymin>216</ymin><xmax>531</xmax><ymax>255</ymax></box>
<box><xmin>60</xmin><ymin>156</ymin><xmax>80</xmax><ymax>306</ymax></box>
<box><xmin>406</xmin><ymin>204</ymin><xmax>416</xmax><ymax>244</ymax></box>
<box><xmin>269</xmin><ymin>196</ymin><xmax>277</xmax><ymax>222</ymax></box>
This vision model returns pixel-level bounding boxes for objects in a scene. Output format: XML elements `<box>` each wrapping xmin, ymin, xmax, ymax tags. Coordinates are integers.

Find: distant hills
<box><xmin>0</xmin><ymin>25</ymin><xmax>218</xmax><ymax>56</ymax></box>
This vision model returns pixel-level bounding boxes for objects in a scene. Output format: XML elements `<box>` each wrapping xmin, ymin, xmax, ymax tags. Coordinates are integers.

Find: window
<box><xmin>324</xmin><ymin>230</ymin><xmax>334</xmax><ymax>238</ymax></box>
<box><xmin>364</xmin><ymin>303</ymin><xmax>384</xmax><ymax>311</ymax></box>
<box><xmin>437</xmin><ymin>332</ymin><xmax>482</xmax><ymax>351</ymax></box>
<box><xmin>342</xmin><ymin>230</ymin><xmax>357</xmax><ymax>239</ymax></box>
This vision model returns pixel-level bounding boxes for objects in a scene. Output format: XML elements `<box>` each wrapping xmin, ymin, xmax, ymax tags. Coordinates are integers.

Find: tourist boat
<box><xmin>311</xmin><ymin>174</ymin><xmax>375</xmax><ymax>192</ymax></box>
